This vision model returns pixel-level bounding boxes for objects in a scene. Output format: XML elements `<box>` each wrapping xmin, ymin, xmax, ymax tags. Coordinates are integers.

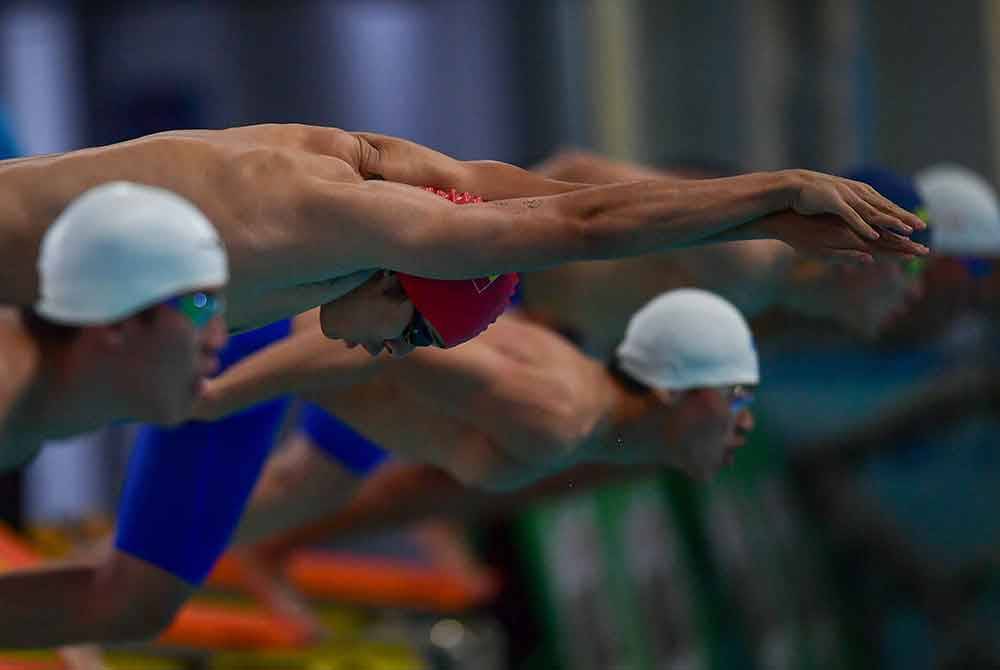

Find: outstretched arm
<box><xmin>323</xmin><ymin>166</ymin><xmax>926</xmax><ymax>279</ymax></box>
<box><xmin>0</xmin><ymin>124</ymin><xmax>925</xmax><ymax>316</ymax></box>
<box><xmin>193</xmin><ymin>311</ymin><xmax>382</xmax><ymax>421</ymax></box>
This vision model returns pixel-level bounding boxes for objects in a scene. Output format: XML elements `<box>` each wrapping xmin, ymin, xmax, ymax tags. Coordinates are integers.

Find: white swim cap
<box><xmin>36</xmin><ymin>181</ymin><xmax>228</xmax><ymax>325</ymax></box>
<box><xmin>616</xmin><ymin>288</ymin><xmax>759</xmax><ymax>391</ymax></box>
<box><xmin>915</xmin><ymin>164</ymin><xmax>1000</xmax><ymax>257</ymax></box>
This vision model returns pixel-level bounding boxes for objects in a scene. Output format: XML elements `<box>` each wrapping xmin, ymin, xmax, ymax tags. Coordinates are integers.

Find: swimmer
<box><xmin>887</xmin><ymin>163</ymin><xmax>1000</xmax><ymax>341</ymax></box>
<box><xmin>523</xmin><ymin>151</ymin><xmax>926</xmax><ymax>355</ymax></box>
<box><xmin>0</xmin><ymin>182</ymin><xmax>228</xmax><ymax>471</ymax></box>
<box><xmin>0</xmin><ymin>124</ymin><xmax>926</xmax><ymax>344</ymax></box>
<box><xmin>0</xmin><ymin>288</ymin><xmax>758</xmax><ymax>648</ymax></box>
<box><xmin>204</xmin><ymin>288</ymin><xmax>759</xmax><ymax>490</ymax></box>
<box><xmin>0</xmin><ymin>182</ymin><xmax>231</xmax><ymax>646</ymax></box>
<box><xmin>229</xmin><ymin>166</ymin><xmax>936</xmax><ymax>555</ymax></box>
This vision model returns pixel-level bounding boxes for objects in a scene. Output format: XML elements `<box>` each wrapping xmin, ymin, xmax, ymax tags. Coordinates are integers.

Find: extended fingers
<box><xmin>834</xmin><ymin>195</ymin><xmax>881</xmax><ymax>241</ymax></box>
<box><xmin>845</xmin><ymin>194</ymin><xmax>913</xmax><ymax>236</ymax></box>
<box><xmin>870</xmin><ymin>228</ymin><xmax>929</xmax><ymax>256</ymax></box>
<box><xmin>851</xmin><ymin>181</ymin><xmax>927</xmax><ymax>233</ymax></box>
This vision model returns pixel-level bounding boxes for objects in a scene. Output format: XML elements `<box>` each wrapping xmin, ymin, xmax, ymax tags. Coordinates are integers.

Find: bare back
<box><xmin>302</xmin><ymin>314</ymin><xmax>612</xmax><ymax>488</ymax></box>
<box><xmin>521</xmin><ymin>241</ymin><xmax>791</xmax><ymax>358</ymax></box>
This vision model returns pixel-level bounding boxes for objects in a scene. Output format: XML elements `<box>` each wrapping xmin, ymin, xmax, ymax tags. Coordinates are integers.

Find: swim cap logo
<box><xmin>472</xmin><ymin>274</ymin><xmax>501</xmax><ymax>294</ymax></box>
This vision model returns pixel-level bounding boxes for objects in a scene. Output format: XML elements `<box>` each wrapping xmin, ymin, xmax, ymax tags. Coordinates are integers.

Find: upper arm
<box><xmin>319</xmin><ymin>178</ymin><xmax>588</xmax><ymax>278</ymax></box>
<box><xmin>199</xmin><ymin>321</ymin><xmax>377</xmax><ymax>420</ymax></box>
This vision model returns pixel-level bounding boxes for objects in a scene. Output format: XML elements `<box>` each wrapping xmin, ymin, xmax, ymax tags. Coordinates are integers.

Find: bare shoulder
<box><xmin>478</xmin><ymin>313</ymin><xmax>587</xmax><ymax>366</ymax></box>
<box><xmin>473</xmin><ymin>315</ymin><xmax>605</xmax><ymax>442</ymax></box>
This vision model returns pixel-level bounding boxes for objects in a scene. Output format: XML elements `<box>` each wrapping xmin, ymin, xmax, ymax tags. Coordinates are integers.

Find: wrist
<box><xmin>769</xmin><ymin>169</ymin><xmax>804</xmax><ymax>211</ymax></box>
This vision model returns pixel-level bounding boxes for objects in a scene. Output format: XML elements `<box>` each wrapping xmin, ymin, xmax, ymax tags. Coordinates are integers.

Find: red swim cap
<box><xmin>397</xmin><ymin>187</ymin><xmax>519</xmax><ymax>348</ymax></box>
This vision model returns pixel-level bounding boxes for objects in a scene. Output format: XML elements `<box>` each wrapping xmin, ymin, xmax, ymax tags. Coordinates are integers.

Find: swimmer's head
<box><xmin>318</xmin><ymin>270</ymin><xmax>519</xmax><ymax>357</ymax></box>
<box><xmin>319</xmin><ymin>186</ymin><xmax>518</xmax><ymax>356</ymax></box>
<box><xmin>33</xmin><ymin>181</ymin><xmax>229</xmax><ymax>424</ymax></box>
<box><xmin>397</xmin><ymin>271</ymin><xmax>519</xmax><ymax>346</ymax></box>
<box><xmin>915</xmin><ymin>163</ymin><xmax>1000</xmax><ymax>277</ymax></box>
<box><xmin>612</xmin><ymin>289</ymin><xmax>758</xmax><ymax>481</ymax></box>
<box><xmin>319</xmin><ymin>270</ymin><xmax>417</xmax><ymax>356</ymax></box>
<box><xmin>785</xmin><ymin>166</ymin><xmax>927</xmax><ymax>338</ymax></box>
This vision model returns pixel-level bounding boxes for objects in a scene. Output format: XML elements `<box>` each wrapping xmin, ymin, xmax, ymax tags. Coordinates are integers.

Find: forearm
<box><xmin>256</xmin><ymin>462</ymin><xmax>473</xmax><ymax>557</ymax></box>
<box><xmin>390</xmin><ymin>172</ymin><xmax>795</xmax><ymax>278</ymax></box>
<box><xmin>0</xmin><ymin>561</ymin><xmax>123</xmax><ymax>647</ymax></box>
<box><xmin>233</xmin><ymin>439</ymin><xmax>363</xmax><ymax>546</ymax></box>
<box><xmin>194</xmin><ymin>327</ymin><xmax>381</xmax><ymax>421</ymax></box>
<box><xmin>258</xmin><ymin>461</ymin><xmax>653</xmax><ymax>558</ymax></box>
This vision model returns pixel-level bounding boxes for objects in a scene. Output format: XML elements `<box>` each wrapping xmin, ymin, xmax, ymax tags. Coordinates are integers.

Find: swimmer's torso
<box><xmin>304</xmin><ymin>315</ymin><xmax>611</xmax><ymax>487</ymax></box>
<box><xmin>522</xmin><ymin>255</ymin><xmax>694</xmax><ymax>358</ymax></box>
<box><xmin>521</xmin><ymin>242</ymin><xmax>789</xmax><ymax>358</ymax></box>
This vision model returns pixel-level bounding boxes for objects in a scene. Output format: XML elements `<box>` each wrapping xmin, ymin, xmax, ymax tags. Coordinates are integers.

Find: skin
<box><xmin>317</xmin><ymin>270</ymin><xmax>417</xmax><ymax>357</ymax></box>
<box><xmin>219</xmin><ymin>305</ymin><xmax>753</xmax><ymax>574</ymax></box>
<box><xmin>201</xmin><ymin>309</ymin><xmax>755</xmax><ymax>490</ymax></box>
<box><xmin>0</xmin><ymin>278</ymin><xmax>760</xmax><ymax>651</ymax></box>
<box><xmin>522</xmin><ymin>149</ymin><xmax>924</xmax><ymax>356</ymax></box>
<box><xmin>0</xmin><ymin>299</ymin><xmax>752</xmax><ymax>649</ymax></box>
<box><xmin>0</xmin><ymin>289</ymin><xmax>227</xmax><ymax>470</ymax></box>
<box><xmin>0</xmin><ymin>124</ymin><xmax>926</xmax><ymax>338</ymax></box>
<box><xmin>0</xmin><ymin>290</ymin><xmax>226</xmax><ymax>648</ymax></box>
<box><xmin>0</xmin><ymin>133</ymin><xmax>927</xmax><ymax>647</ymax></box>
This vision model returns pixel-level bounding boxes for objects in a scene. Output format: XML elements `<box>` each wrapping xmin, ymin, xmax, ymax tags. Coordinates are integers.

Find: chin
<box><xmin>152</xmin><ymin>394</ymin><xmax>197</xmax><ymax>427</ymax></box>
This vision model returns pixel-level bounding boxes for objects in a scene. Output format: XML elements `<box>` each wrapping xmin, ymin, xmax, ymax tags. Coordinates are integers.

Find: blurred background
<box><xmin>1</xmin><ymin>1</ymin><xmax>999</xmax><ymax>669</ymax></box>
